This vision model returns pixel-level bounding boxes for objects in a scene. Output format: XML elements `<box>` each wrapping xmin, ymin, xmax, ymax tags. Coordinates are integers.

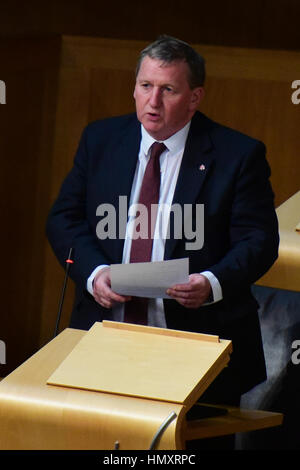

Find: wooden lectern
<box><xmin>257</xmin><ymin>190</ymin><xmax>300</xmax><ymax>291</ymax></box>
<box><xmin>0</xmin><ymin>321</ymin><xmax>282</xmax><ymax>450</ymax></box>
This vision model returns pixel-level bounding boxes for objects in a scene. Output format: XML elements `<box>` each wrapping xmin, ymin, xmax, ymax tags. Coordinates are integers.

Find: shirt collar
<box><xmin>140</xmin><ymin>121</ymin><xmax>191</xmax><ymax>158</ymax></box>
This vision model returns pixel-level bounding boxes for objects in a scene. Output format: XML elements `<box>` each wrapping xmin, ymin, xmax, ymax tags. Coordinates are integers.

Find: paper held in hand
<box><xmin>110</xmin><ymin>258</ymin><xmax>189</xmax><ymax>298</ymax></box>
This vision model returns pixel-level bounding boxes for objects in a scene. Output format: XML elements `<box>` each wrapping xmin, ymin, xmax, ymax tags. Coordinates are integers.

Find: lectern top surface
<box><xmin>47</xmin><ymin>321</ymin><xmax>232</xmax><ymax>406</ymax></box>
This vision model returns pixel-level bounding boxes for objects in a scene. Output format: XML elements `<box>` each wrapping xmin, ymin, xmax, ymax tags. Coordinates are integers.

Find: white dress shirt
<box><xmin>87</xmin><ymin>122</ymin><xmax>222</xmax><ymax>326</ymax></box>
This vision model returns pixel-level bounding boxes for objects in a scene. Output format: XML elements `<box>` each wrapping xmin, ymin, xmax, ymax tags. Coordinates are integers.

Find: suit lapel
<box><xmin>101</xmin><ymin>115</ymin><xmax>141</xmax><ymax>262</ymax></box>
<box><xmin>164</xmin><ymin>113</ymin><xmax>214</xmax><ymax>260</ymax></box>
<box><xmin>109</xmin><ymin>116</ymin><xmax>141</xmax><ymax>199</ymax></box>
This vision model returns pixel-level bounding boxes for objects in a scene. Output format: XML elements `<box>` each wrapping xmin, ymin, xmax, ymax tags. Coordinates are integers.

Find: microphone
<box><xmin>53</xmin><ymin>248</ymin><xmax>74</xmax><ymax>338</ymax></box>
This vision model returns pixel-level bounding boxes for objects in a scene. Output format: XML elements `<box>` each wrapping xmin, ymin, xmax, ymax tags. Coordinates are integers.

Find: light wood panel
<box><xmin>0</xmin><ymin>328</ymin><xmax>184</xmax><ymax>450</ymax></box>
<box><xmin>47</xmin><ymin>321</ymin><xmax>232</xmax><ymax>405</ymax></box>
<box><xmin>104</xmin><ymin>320</ymin><xmax>220</xmax><ymax>342</ymax></box>
<box><xmin>0</xmin><ymin>326</ymin><xmax>282</xmax><ymax>450</ymax></box>
<box><xmin>257</xmin><ymin>191</ymin><xmax>300</xmax><ymax>291</ymax></box>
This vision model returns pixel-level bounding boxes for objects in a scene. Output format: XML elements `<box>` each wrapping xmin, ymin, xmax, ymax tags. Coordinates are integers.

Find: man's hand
<box><xmin>92</xmin><ymin>267</ymin><xmax>131</xmax><ymax>308</ymax></box>
<box><xmin>166</xmin><ymin>273</ymin><xmax>212</xmax><ymax>309</ymax></box>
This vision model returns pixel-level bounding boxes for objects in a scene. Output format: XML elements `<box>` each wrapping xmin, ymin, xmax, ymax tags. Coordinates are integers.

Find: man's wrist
<box><xmin>87</xmin><ymin>265</ymin><xmax>109</xmax><ymax>295</ymax></box>
<box><xmin>200</xmin><ymin>271</ymin><xmax>223</xmax><ymax>304</ymax></box>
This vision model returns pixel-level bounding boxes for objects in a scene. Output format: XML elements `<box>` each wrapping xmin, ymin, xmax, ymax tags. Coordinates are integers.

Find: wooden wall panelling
<box><xmin>0</xmin><ymin>0</ymin><xmax>300</xmax><ymax>52</ymax></box>
<box><xmin>40</xmin><ymin>65</ymin><xmax>92</xmax><ymax>344</ymax></box>
<box><xmin>0</xmin><ymin>38</ymin><xmax>61</xmax><ymax>375</ymax></box>
<box><xmin>40</xmin><ymin>38</ymin><xmax>140</xmax><ymax>347</ymax></box>
<box><xmin>194</xmin><ymin>44</ymin><xmax>300</xmax><ymax>207</ymax></box>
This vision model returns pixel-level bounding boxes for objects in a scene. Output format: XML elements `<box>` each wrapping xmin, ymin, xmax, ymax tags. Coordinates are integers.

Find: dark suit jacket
<box><xmin>46</xmin><ymin>111</ymin><xmax>279</xmax><ymax>396</ymax></box>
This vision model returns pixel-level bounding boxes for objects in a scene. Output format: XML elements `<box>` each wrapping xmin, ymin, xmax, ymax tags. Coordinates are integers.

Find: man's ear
<box><xmin>190</xmin><ymin>87</ymin><xmax>205</xmax><ymax>110</ymax></box>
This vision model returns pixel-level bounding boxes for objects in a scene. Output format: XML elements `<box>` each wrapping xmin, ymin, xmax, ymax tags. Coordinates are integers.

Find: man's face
<box><xmin>134</xmin><ymin>56</ymin><xmax>204</xmax><ymax>141</ymax></box>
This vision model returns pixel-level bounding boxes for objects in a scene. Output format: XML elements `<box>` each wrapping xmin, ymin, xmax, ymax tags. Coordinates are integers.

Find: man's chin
<box><xmin>142</xmin><ymin>121</ymin><xmax>167</xmax><ymax>140</ymax></box>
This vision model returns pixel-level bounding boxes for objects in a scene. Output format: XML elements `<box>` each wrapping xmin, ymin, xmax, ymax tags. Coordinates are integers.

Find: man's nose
<box><xmin>149</xmin><ymin>88</ymin><xmax>162</xmax><ymax>107</ymax></box>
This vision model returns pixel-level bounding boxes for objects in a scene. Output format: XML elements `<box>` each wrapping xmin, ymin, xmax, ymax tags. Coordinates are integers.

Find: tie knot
<box><xmin>150</xmin><ymin>142</ymin><xmax>167</xmax><ymax>160</ymax></box>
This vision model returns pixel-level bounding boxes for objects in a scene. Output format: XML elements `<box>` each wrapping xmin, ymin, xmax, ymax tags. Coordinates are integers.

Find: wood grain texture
<box><xmin>0</xmin><ymin>328</ymin><xmax>184</xmax><ymax>450</ymax></box>
<box><xmin>47</xmin><ymin>322</ymin><xmax>232</xmax><ymax>405</ymax></box>
<box><xmin>103</xmin><ymin>320</ymin><xmax>220</xmax><ymax>342</ymax></box>
<box><xmin>257</xmin><ymin>191</ymin><xmax>300</xmax><ymax>291</ymax></box>
<box><xmin>0</xmin><ymin>327</ymin><xmax>282</xmax><ymax>449</ymax></box>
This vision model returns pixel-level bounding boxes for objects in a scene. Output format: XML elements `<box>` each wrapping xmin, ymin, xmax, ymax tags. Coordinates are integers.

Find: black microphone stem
<box><xmin>53</xmin><ymin>248</ymin><xmax>74</xmax><ymax>338</ymax></box>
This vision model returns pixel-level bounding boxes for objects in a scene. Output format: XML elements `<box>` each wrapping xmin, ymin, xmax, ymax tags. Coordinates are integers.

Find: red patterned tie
<box><xmin>124</xmin><ymin>142</ymin><xmax>166</xmax><ymax>324</ymax></box>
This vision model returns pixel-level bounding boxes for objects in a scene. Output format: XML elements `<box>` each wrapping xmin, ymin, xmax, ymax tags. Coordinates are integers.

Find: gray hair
<box><xmin>136</xmin><ymin>35</ymin><xmax>206</xmax><ymax>88</ymax></box>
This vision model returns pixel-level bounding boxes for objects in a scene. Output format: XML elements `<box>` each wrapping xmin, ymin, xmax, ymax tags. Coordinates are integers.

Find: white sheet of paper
<box><xmin>110</xmin><ymin>258</ymin><xmax>189</xmax><ymax>298</ymax></box>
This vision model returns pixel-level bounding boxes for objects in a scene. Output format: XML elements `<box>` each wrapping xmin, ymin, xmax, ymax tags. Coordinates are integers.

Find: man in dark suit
<box><xmin>47</xmin><ymin>36</ymin><xmax>279</xmax><ymax>412</ymax></box>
